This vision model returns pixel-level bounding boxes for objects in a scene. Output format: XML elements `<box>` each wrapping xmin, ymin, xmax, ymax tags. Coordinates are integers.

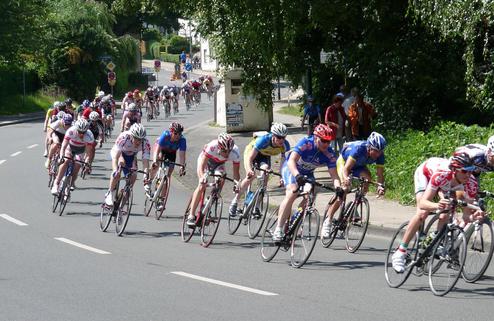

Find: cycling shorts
<box><xmin>122</xmin><ymin>153</ymin><xmax>136</xmax><ymax>176</ymax></box>
<box><xmin>243</xmin><ymin>143</ymin><xmax>271</xmax><ymax>171</ymax></box>
<box><xmin>159</xmin><ymin>150</ymin><xmax>177</xmax><ymax>170</ymax></box>
<box><xmin>51</xmin><ymin>131</ymin><xmax>65</xmax><ymax>145</ymax></box>
<box><xmin>336</xmin><ymin>155</ymin><xmax>368</xmax><ymax>182</ymax></box>
<box><xmin>413</xmin><ymin>162</ymin><xmax>428</xmax><ymax>195</ymax></box>
<box><xmin>281</xmin><ymin>162</ymin><xmax>314</xmax><ymax>187</ymax></box>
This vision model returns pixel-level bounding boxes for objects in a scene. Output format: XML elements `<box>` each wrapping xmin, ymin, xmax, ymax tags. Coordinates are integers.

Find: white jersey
<box><xmin>49</xmin><ymin>119</ymin><xmax>67</xmax><ymax>134</ymax></box>
<box><xmin>64</xmin><ymin>126</ymin><xmax>94</xmax><ymax>147</ymax></box>
<box><xmin>112</xmin><ymin>131</ymin><xmax>151</xmax><ymax>159</ymax></box>
<box><xmin>201</xmin><ymin>140</ymin><xmax>240</xmax><ymax>165</ymax></box>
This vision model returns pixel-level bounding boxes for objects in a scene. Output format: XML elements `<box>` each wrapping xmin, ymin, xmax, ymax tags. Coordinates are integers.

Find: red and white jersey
<box><xmin>64</xmin><ymin>126</ymin><xmax>94</xmax><ymax>147</ymax></box>
<box><xmin>49</xmin><ymin>119</ymin><xmax>68</xmax><ymax>134</ymax></box>
<box><xmin>201</xmin><ymin>140</ymin><xmax>240</xmax><ymax>165</ymax></box>
<box><xmin>424</xmin><ymin>157</ymin><xmax>478</xmax><ymax>199</ymax></box>
<box><xmin>112</xmin><ymin>131</ymin><xmax>151</xmax><ymax>159</ymax></box>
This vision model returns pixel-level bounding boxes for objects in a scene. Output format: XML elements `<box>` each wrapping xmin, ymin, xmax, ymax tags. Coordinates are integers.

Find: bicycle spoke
<box><xmin>290</xmin><ymin>209</ymin><xmax>320</xmax><ymax>268</ymax></box>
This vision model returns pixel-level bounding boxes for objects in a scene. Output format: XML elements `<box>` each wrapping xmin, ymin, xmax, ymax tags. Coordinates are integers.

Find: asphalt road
<box><xmin>1</xmin><ymin>69</ymin><xmax>493</xmax><ymax>321</ymax></box>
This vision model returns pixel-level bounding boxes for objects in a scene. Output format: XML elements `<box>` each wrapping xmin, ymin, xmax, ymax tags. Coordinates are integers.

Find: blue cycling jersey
<box><xmin>157</xmin><ymin>130</ymin><xmax>186</xmax><ymax>153</ymax></box>
<box><xmin>253</xmin><ymin>133</ymin><xmax>291</xmax><ymax>157</ymax></box>
<box><xmin>341</xmin><ymin>140</ymin><xmax>384</xmax><ymax>167</ymax></box>
<box><xmin>290</xmin><ymin>136</ymin><xmax>337</xmax><ymax>175</ymax></box>
<box><xmin>303</xmin><ymin>104</ymin><xmax>320</xmax><ymax>117</ymax></box>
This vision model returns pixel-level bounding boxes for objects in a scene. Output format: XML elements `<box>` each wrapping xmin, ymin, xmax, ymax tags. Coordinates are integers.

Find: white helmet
<box><xmin>217</xmin><ymin>132</ymin><xmax>234</xmax><ymax>152</ymax></box>
<box><xmin>97</xmin><ymin>91</ymin><xmax>105</xmax><ymax>98</ymax></box>
<box><xmin>56</xmin><ymin>111</ymin><xmax>66</xmax><ymax>120</ymax></box>
<box><xmin>128</xmin><ymin>103</ymin><xmax>138</xmax><ymax>112</ymax></box>
<box><xmin>75</xmin><ymin>119</ymin><xmax>90</xmax><ymax>132</ymax></box>
<box><xmin>487</xmin><ymin>135</ymin><xmax>494</xmax><ymax>151</ymax></box>
<box><xmin>53</xmin><ymin>101</ymin><xmax>61</xmax><ymax>109</ymax></box>
<box><xmin>89</xmin><ymin>111</ymin><xmax>100</xmax><ymax>121</ymax></box>
<box><xmin>129</xmin><ymin>123</ymin><xmax>146</xmax><ymax>139</ymax></box>
<box><xmin>270</xmin><ymin>122</ymin><xmax>288</xmax><ymax>137</ymax></box>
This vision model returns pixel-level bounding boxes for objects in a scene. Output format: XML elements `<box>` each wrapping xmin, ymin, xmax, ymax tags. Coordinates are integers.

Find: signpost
<box><xmin>154</xmin><ymin>60</ymin><xmax>161</xmax><ymax>86</ymax></box>
<box><xmin>106</xmin><ymin>61</ymin><xmax>116</xmax><ymax>95</ymax></box>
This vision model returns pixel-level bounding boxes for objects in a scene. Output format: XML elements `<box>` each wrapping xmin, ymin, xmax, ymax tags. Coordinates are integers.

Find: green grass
<box><xmin>278</xmin><ymin>104</ymin><xmax>302</xmax><ymax>117</ymax></box>
<box><xmin>0</xmin><ymin>92</ymin><xmax>66</xmax><ymax>115</ymax></box>
<box><xmin>160</xmin><ymin>52</ymin><xmax>180</xmax><ymax>64</ymax></box>
<box><xmin>208</xmin><ymin>122</ymin><xmax>222</xmax><ymax>128</ymax></box>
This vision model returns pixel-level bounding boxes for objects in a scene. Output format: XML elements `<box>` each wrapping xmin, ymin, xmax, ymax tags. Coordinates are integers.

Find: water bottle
<box><xmin>289</xmin><ymin>208</ymin><xmax>302</xmax><ymax>228</ymax></box>
<box><xmin>418</xmin><ymin>233</ymin><xmax>426</xmax><ymax>255</ymax></box>
<box><xmin>244</xmin><ymin>191</ymin><xmax>254</xmax><ymax>205</ymax></box>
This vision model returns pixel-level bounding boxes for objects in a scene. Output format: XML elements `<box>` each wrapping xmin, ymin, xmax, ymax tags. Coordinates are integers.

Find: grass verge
<box><xmin>1</xmin><ymin>92</ymin><xmax>65</xmax><ymax>115</ymax></box>
<box><xmin>278</xmin><ymin>104</ymin><xmax>302</xmax><ymax>117</ymax></box>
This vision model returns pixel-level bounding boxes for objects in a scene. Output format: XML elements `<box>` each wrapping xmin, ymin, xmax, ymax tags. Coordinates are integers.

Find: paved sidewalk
<box><xmin>0</xmin><ymin>111</ymin><xmax>45</xmax><ymax>127</ymax></box>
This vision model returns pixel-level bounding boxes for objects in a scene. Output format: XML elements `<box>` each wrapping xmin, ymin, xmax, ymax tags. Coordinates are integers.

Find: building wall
<box><xmin>200</xmin><ymin>38</ymin><xmax>218</xmax><ymax>71</ymax></box>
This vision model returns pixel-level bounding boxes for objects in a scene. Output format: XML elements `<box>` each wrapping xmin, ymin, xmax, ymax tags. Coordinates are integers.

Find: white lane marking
<box><xmin>170</xmin><ymin>271</ymin><xmax>278</xmax><ymax>296</ymax></box>
<box><xmin>0</xmin><ymin>214</ymin><xmax>28</xmax><ymax>226</ymax></box>
<box><xmin>27</xmin><ymin>144</ymin><xmax>38</xmax><ymax>149</ymax></box>
<box><xmin>0</xmin><ymin>160</ymin><xmax>5</xmax><ymax>165</ymax></box>
<box><xmin>10</xmin><ymin>151</ymin><xmax>22</xmax><ymax>157</ymax></box>
<box><xmin>54</xmin><ymin>237</ymin><xmax>111</xmax><ymax>255</ymax></box>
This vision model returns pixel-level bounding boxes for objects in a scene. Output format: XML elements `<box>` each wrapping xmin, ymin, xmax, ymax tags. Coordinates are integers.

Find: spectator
<box><xmin>348</xmin><ymin>93</ymin><xmax>376</xmax><ymax>140</ymax></box>
<box><xmin>342</xmin><ymin>87</ymin><xmax>358</xmax><ymax>141</ymax></box>
<box><xmin>302</xmin><ymin>95</ymin><xmax>321</xmax><ymax>136</ymax></box>
<box><xmin>324</xmin><ymin>94</ymin><xmax>346</xmax><ymax>154</ymax></box>
<box><xmin>337</xmin><ymin>84</ymin><xmax>348</xmax><ymax>99</ymax></box>
<box><xmin>179</xmin><ymin>51</ymin><xmax>186</xmax><ymax>64</ymax></box>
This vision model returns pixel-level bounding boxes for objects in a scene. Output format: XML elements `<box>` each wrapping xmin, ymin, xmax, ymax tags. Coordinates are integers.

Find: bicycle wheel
<box><xmin>58</xmin><ymin>176</ymin><xmax>72</xmax><ymax>216</ymax></box>
<box><xmin>143</xmin><ymin>194</ymin><xmax>154</xmax><ymax>217</ymax></box>
<box><xmin>247</xmin><ymin>190</ymin><xmax>269</xmax><ymax>239</ymax></box>
<box><xmin>290</xmin><ymin>208</ymin><xmax>320</xmax><ymax>268</ymax></box>
<box><xmin>260</xmin><ymin>207</ymin><xmax>281</xmax><ymax>262</ymax></box>
<box><xmin>462</xmin><ymin>218</ymin><xmax>494</xmax><ymax>283</ymax></box>
<box><xmin>227</xmin><ymin>204</ymin><xmax>242</xmax><ymax>235</ymax></box>
<box><xmin>48</xmin><ymin>157</ymin><xmax>57</xmax><ymax>188</ymax></box>
<box><xmin>52</xmin><ymin>192</ymin><xmax>61</xmax><ymax>213</ymax></box>
<box><xmin>115</xmin><ymin>189</ymin><xmax>132</xmax><ymax>236</ymax></box>
<box><xmin>345</xmin><ymin>197</ymin><xmax>370</xmax><ymax>253</ymax></box>
<box><xmin>201</xmin><ymin>196</ymin><xmax>223</xmax><ymax>247</ymax></box>
<box><xmin>99</xmin><ymin>204</ymin><xmax>113</xmax><ymax>232</ymax></box>
<box><xmin>155</xmin><ymin>178</ymin><xmax>169</xmax><ymax>220</ymax></box>
<box><xmin>181</xmin><ymin>197</ymin><xmax>196</xmax><ymax>242</ymax></box>
<box><xmin>428</xmin><ymin>227</ymin><xmax>466</xmax><ymax>296</ymax></box>
<box><xmin>384</xmin><ymin>221</ymin><xmax>419</xmax><ymax>288</ymax></box>
<box><xmin>320</xmin><ymin>199</ymin><xmax>347</xmax><ymax>248</ymax></box>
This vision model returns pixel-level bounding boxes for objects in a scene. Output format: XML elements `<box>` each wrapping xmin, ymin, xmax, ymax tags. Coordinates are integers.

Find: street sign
<box><xmin>108</xmin><ymin>71</ymin><xmax>116</xmax><ymax>80</ymax></box>
<box><xmin>154</xmin><ymin>60</ymin><xmax>161</xmax><ymax>72</ymax></box>
<box><xmin>320</xmin><ymin>49</ymin><xmax>329</xmax><ymax>64</ymax></box>
<box><xmin>106</xmin><ymin>61</ymin><xmax>116</xmax><ymax>71</ymax></box>
<box><xmin>108</xmin><ymin>79</ymin><xmax>116</xmax><ymax>86</ymax></box>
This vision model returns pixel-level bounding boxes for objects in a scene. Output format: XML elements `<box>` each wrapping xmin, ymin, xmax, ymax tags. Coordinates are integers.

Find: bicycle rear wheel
<box><xmin>58</xmin><ymin>176</ymin><xmax>72</xmax><ymax>216</ymax></box>
<box><xmin>181</xmin><ymin>197</ymin><xmax>196</xmax><ymax>242</ymax></box>
<box><xmin>247</xmin><ymin>190</ymin><xmax>269</xmax><ymax>239</ymax></box>
<box><xmin>260</xmin><ymin>207</ymin><xmax>281</xmax><ymax>262</ymax></box>
<box><xmin>384</xmin><ymin>221</ymin><xmax>419</xmax><ymax>288</ymax></box>
<box><xmin>345</xmin><ymin>197</ymin><xmax>370</xmax><ymax>253</ymax></box>
<box><xmin>201</xmin><ymin>196</ymin><xmax>223</xmax><ymax>247</ymax></box>
<box><xmin>428</xmin><ymin>227</ymin><xmax>466</xmax><ymax>296</ymax></box>
<box><xmin>52</xmin><ymin>193</ymin><xmax>61</xmax><ymax>213</ymax></box>
<box><xmin>99</xmin><ymin>204</ymin><xmax>113</xmax><ymax>232</ymax></box>
<box><xmin>227</xmin><ymin>203</ymin><xmax>242</xmax><ymax>235</ymax></box>
<box><xmin>462</xmin><ymin>219</ymin><xmax>494</xmax><ymax>283</ymax></box>
<box><xmin>155</xmin><ymin>178</ymin><xmax>169</xmax><ymax>220</ymax></box>
<box><xmin>290</xmin><ymin>208</ymin><xmax>320</xmax><ymax>268</ymax></box>
<box><xmin>115</xmin><ymin>189</ymin><xmax>132</xmax><ymax>236</ymax></box>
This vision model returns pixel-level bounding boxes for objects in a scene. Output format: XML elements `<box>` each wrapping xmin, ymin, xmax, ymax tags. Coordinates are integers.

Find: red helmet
<box><xmin>127</xmin><ymin>92</ymin><xmax>133</xmax><ymax>98</ymax></box>
<box><xmin>133</xmin><ymin>89</ymin><xmax>140</xmax><ymax>94</ymax></box>
<box><xmin>313</xmin><ymin>124</ymin><xmax>335</xmax><ymax>141</ymax></box>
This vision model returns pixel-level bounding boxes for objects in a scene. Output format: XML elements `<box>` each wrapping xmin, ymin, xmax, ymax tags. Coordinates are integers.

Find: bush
<box><xmin>142</xmin><ymin>28</ymin><xmax>162</xmax><ymax>42</ymax></box>
<box><xmin>166</xmin><ymin>35</ymin><xmax>189</xmax><ymax>54</ymax></box>
<box><xmin>149</xmin><ymin>42</ymin><xmax>161</xmax><ymax>59</ymax></box>
<box><xmin>160</xmin><ymin>52</ymin><xmax>179</xmax><ymax>64</ymax></box>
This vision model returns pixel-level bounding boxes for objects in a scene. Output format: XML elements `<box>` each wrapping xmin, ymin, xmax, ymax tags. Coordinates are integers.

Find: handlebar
<box><xmin>62</xmin><ymin>156</ymin><xmax>90</xmax><ymax>167</ymax></box>
<box><xmin>349</xmin><ymin>176</ymin><xmax>384</xmax><ymax>187</ymax></box>
<box><xmin>156</xmin><ymin>159</ymin><xmax>185</xmax><ymax>168</ymax></box>
<box><xmin>292</xmin><ymin>176</ymin><xmax>334</xmax><ymax>194</ymax></box>
<box><xmin>253</xmin><ymin>165</ymin><xmax>282</xmax><ymax>177</ymax></box>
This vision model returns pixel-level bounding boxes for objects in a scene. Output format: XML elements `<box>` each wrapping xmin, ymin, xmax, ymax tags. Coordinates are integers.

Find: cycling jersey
<box><xmin>146</xmin><ymin>90</ymin><xmax>155</xmax><ymax>101</ymax></box>
<box><xmin>303</xmin><ymin>104</ymin><xmax>320</xmax><ymax>118</ymax></box>
<box><xmin>253</xmin><ymin>133</ymin><xmax>290</xmax><ymax>157</ymax></box>
<box><xmin>289</xmin><ymin>135</ymin><xmax>337</xmax><ymax>175</ymax></box>
<box><xmin>112</xmin><ymin>132</ymin><xmax>151</xmax><ymax>159</ymax></box>
<box><xmin>456</xmin><ymin>144</ymin><xmax>494</xmax><ymax>174</ymax></box>
<box><xmin>88</xmin><ymin>121</ymin><xmax>103</xmax><ymax>140</ymax></box>
<box><xmin>201</xmin><ymin>140</ymin><xmax>240</xmax><ymax>166</ymax></box>
<box><xmin>156</xmin><ymin>130</ymin><xmax>186</xmax><ymax>153</ymax></box>
<box><xmin>191</xmin><ymin>81</ymin><xmax>202</xmax><ymax>90</ymax></box>
<box><xmin>341</xmin><ymin>140</ymin><xmax>385</xmax><ymax>167</ymax></box>
<box><xmin>64</xmin><ymin>126</ymin><xmax>94</xmax><ymax>149</ymax></box>
<box><xmin>49</xmin><ymin>119</ymin><xmax>68</xmax><ymax>135</ymax></box>
<box><xmin>82</xmin><ymin>107</ymin><xmax>102</xmax><ymax>120</ymax></box>
<box><xmin>123</xmin><ymin>110</ymin><xmax>141</xmax><ymax>124</ymax></box>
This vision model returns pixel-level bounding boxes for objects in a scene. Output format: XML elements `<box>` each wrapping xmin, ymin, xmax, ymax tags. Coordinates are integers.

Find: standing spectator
<box><xmin>348</xmin><ymin>93</ymin><xmax>376</xmax><ymax>140</ymax></box>
<box><xmin>302</xmin><ymin>95</ymin><xmax>321</xmax><ymax>136</ymax></box>
<box><xmin>342</xmin><ymin>87</ymin><xmax>358</xmax><ymax>141</ymax></box>
<box><xmin>337</xmin><ymin>84</ymin><xmax>348</xmax><ymax>99</ymax></box>
<box><xmin>324</xmin><ymin>94</ymin><xmax>346</xmax><ymax>154</ymax></box>
<box><xmin>179</xmin><ymin>50</ymin><xmax>186</xmax><ymax>65</ymax></box>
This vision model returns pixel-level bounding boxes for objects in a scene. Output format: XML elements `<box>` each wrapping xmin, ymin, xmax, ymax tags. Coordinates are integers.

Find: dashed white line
<box><xmin>27</xmin><ymin>144</ymin><xmax>38</xmax><ymax>149</ymax></box>
<box><xmin>10</xmin><ymin>151</ymin><xmax>22</xmax><ymax>157</ymax></box>
<box><xmin>54</xmin><ymin>237</ymin><xmax>111</xmax><ymax>255</ymax></box>
<box><xmin>0</xmin><ymin>214</ymin><xmax>28</xmax><ymax>226</ymax></box>
<box><xmin>0</xmin><ymin>160</ymin><xmax>5</xmax><ymax>165</ymax></box>
<box><xmin>170</xmin><ymin>271</ymin><xmax>278</xmax><ymax>296</ymax></box>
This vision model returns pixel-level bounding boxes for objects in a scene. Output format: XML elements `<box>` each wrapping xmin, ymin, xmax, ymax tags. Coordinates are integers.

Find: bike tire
<box><xmin>143</xmin><ymin>195</ymin><xmax>154</xmax><ymax>217</ymax></box>
<box><xmin>58</xmin><ymin>176</ymin><xmax>71</xmax><ymax>216</ymax></box>
<box><xmin>201</xmin><ymin>196</ymin><xmax>223</xmax><ymax>247</ymax></box>
<box><xmin>462</xmin><ymin>218</ymin><xmax>494</xmax><ymax>283</ymax></box>
<box><xmin>320</xmin><ymin>200</ymin><xmax>349</xmax><ymax>248</ymax></box>
<box><xmin>181</xmin><ymin>197</ymin><xmax>195</xmax><ymax>242</ymax></box>
<box><xmin>290</xmin><ymin>208</ymin><xmax>320</xmax><ymax>268</ymax></box>
<box><xmin>227</xmin><ymin>205</ymin><xmax>243</xmax><ymax>235</ymax></box>
<box><xmin>115</xmin><ymin>189</ymin><xmax>132</xmax><ymax>236</ymax></box>
<box><xmin>428</xmin><ymin>227</ymin><xmax>466</xmax><ymax>296</ymax></box>
<box><xmin>52</xmin><ymin>193</ymin><xmax>61</xmax><ymax>213</ymax></box>
<box><xmin>345</xmin><ymin>197</ymin><xmax>370</xmax><ymax>253</ymax></box>
<box><xmin>155</xmin><ymin>178</ymin><xmax>169</xmax><ymax>220</ymax></box>
<box><xmin>384</xmin><ymin>221</ymin><xmax>419</xmax><ymax>288</ymax></box>
<box><xmin>260</xmin><ymin>207</ymin><xmax>281</xmax><ymax>262</ymax></box>
<box><xmin>247</xmin><ymin>190</ymin><xmax>269</xmax><ymax>239</ymax></box>
<box><xmin>99</xmin><ymin>204</ymin><xmax>113</xmax><ymax>232</ymax></box>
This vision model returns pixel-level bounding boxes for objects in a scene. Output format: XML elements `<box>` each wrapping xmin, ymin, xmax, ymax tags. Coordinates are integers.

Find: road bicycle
<box><xmin>320</xmin><ymin>176</ymin><xmax>378</xmax><ymax>253</ymax></box>
<box><xmin>181</xmin><ymin>171</ymin><xmax>233</xmax><ymax>247</ymax></box>
<box><xmin>384</xmin><ymin>196</ymin><xmax>468</xmax><ymax>296</ymax></box>
<box><xmin>100</xmin><ymin>166</ymin><xmax>146</xmax><ymax>236</ymax></box>
<box><xmin>52</xmin><ymin>156</ymin><xmax>90</xmax><ymax>216</ymax></box>
<box><xmin>144</xmin><ymin>160</ymin><xmax>185</xmax><ymax>220</ymax></box>
<box><xmin>184</xmin><ymin>93</ymin><xmax>192</xmax><ymax>111</ymax></box>
<box><xmin>228</xmin><ymin>166</ymin><xmax>281</xmax><ymax>239</ymax></box>
<box><xmin>192</xmin><ymin>90</ymin><xmax>201</xmax><ymax>107</ymax></box>
<box><xmin>47</xmin><ymin>149</ymin><xmax>60</xmax><ymax>188</ymax></box>
<box><xmin>260</xmin><ymin>177</ymin><xmax>329</xmax><ymax>268</ymax></box>
<box><xmin>163</xmin><ymin>99</ymin><xmax>171</xmax><ymax>118</ymax></box>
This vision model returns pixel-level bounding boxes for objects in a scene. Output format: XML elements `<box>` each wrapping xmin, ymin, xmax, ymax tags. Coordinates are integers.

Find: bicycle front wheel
<box><xmin>227</xmin><ymin>201</ymin><xmax>243</xmax><ymax>235</ymax></box>
<box><xmin>181</xmin><ymin>197</ymin><xmax>196</xmax><ymax>242</ymax></box>
<box><xmin>247</xmin><ymin>190</ymin><xmax>269</xmax><ymax>239</ymax></box>
<box><xmin>115</xmin><ymin>189</ymin><xmax>132</xmax><ymax>236</ymax></box>
<box><xmin>155</xmin><ymin>178</ymin><xmax>169</xmax><ymax>220</ymax></box>
<box><xmin>58</xmin><ymin>176</ymin><xmax>72</xmax><ymax>216</ymax></box>
<box><xmin>201</xmin><ymin>196</ymin><xmax>223</xmax><ymax>247</ymax></box>
<box><xmin>345</xmin><ymin>197</ymin><xmax>370</xmax><ymax>253</ymax></box>
<box><xmin>428</xmin><ymin>227</ymin><xmax>466</xmax><ymax>296</ymax></box>
<box><xmin>462</xmin><ymin>219</ymin><xmax>494</xmax><ymax>283</ymax></box>
<box><xmin>99</xmin><ymin>204</ymin><xmax>113</xmax><ymax>232</ymax></box>
<box><xmin>290</xmin><ymin>208</ymin><xmax>320</xmax><ymax>268</ymax></box>
<box><xmin>260</xmin><ymin>207</ymin><xmax>281</xmax><ymax>262</ymax></box>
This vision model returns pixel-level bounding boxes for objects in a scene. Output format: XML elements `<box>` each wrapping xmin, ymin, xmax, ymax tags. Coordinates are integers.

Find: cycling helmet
<box><xmin>65</xmin><ymin>98</ymin><xmax>73</xmax><ymax>106</ymax></box>
<box><xmin>217</xmin><ymin>133</ymin><xmax>234</xmax><ymax>152</ymax></box>
<box><xmin>63</xmin><ymin>114</ymin><xmax>73</xmax><ymax>125</ymax></box>
<box><xmin>449</xmin><ymin>151</ymin><xmax>475</xmax><ymax>171</ymax></box>
<box><xmin>56</xmin><ymin>111</ymin><xmax>66</xmax><ymax>120</ymax></box>
<box><xmin>89</xmin><ymin>111</ymin><xmax>100</xmax><ymax>121</ymax></box>
<box><xmin>127</xmin><ymin>92</ymin><xmax>133</xmax><ymax>98</ymax></box>
<box><xmin>313</xmin><ymin>124</ymin><xmax>335</xmax><ymax>141</ymax></box>
<box><xmin>307</xmin><ymin>95</ymin><xmax>313</xmax><ymax>101</ymax></box>
<box><xmin>129</xmin><ymin>123</ymin><xmax>146</xmax><ymax>139</ymax></box>
<box><xmin>97</xmin><ymin>91</ymin><xmax>105</xmax><ymax>98</ymax></box>
<box><xmin>128</xmin><ymin>103</ymin><xmax>138</xmax><ymax>112</ymax></box>
<box><xmin>53</xmin><ymin>101</ymin><xmax>60</xmax><ymax>109</ymax></box>
<box><xmin>367</xmin><ymin>132</ymin><xmax>387</xmax><ymax>151</ymax></box>
<box><xmin>133</xmin><ymin>89</ymin><xmax>140</xmax><ymax>94</ymax></box>
<box><xmin>82</xmin><ymin>99</ymin><xmax>91</xmax><ymax>107</ymax></box>
<box><xmin>270</xmin><ymin>122</ymin><xmax>288</xmax><ymax>137</ymax></box>
<box><xmin>58</xmin><ymin>102</ymin><xmax>67</xmax><ymax>111</ymax></box>
<box><xmin>75</xmin><ymin>119</ymin><xmax>90</xmax><ymax>132</ymax></box>
<box><xmin>487</xmin><ymin>135</ymin><xmax>494</xmax><ymax>151</ymax></box>
<box><xmin>169</xmin><ymin>122</ymin><xmax>184</xmax><ymax>134</ymax></box>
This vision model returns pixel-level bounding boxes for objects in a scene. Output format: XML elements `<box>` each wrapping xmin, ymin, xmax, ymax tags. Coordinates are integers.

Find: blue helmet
<box><xmin>367</xmin><ymin>132</ymin><xmax>387</xmax><ymax>151</ymax></box>
<box><xmin>82</xmin><ymin>99</ymin><xmax>91</xmax><ymax>107</ymax></box>
<box><xmin>63</xmin><ymin>113</ymin><xmax>73</xmax><ymax>125</ymax></box>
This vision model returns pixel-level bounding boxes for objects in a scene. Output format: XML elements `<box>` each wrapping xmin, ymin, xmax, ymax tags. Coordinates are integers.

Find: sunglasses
<box><xmin>319</xmin><ymin>138</ymin><xmax>331</xmax><ymax>144</ymax></box>
<box><xmin>273</xmin><ymin>135</ymin><xmax>285</xmax><ymax>140</ymax></box>
<box><xmin>458</xmin><ymin>168</ymin><xmax>474</xmax><ymax>174</ymax></box>
<box><xmin>77</xmin><ymin>130</ymin><xmax>86</xmax><ymax>134</ymax></box>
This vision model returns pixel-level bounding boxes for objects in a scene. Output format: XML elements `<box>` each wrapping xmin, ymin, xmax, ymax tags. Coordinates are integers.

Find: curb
<box><xmin>0</xmin><ymin>113</ymin><xmax>45</xmax><ymax>127</ymax></box>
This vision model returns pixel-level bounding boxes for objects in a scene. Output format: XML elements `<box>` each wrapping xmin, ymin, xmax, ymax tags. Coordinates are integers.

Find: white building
<box><xmin>200</xmin><ymin>38</ymin><xmax>218</xmax><ymax>71</ymax></box>
<box><xmin>178</xmin><ymin>18</ymin><xmax>218</xmax><ymax>71</ymax></box>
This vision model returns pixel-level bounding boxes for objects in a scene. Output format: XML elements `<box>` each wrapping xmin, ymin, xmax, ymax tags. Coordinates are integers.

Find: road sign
<box><xmin>108</xmin><ymin>79</ymin><xmax>116</xmax><ymax>86</ymax></box>
<box><xmin>106</xmin><ymin>61</ymin><xmax>116</xmax><ymax>71</ymax></box>
<box><xmin>108</xmin><ymin>71</ymin><xmax>116</xmax><ymax>80</ymax></box>
<box><xmin>154</xmin><ymin>60</ymin><xmax>161</xmax><ymax>72</ymax></box>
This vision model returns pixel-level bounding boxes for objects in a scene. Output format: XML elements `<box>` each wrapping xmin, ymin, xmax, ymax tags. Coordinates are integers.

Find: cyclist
<box><xmin>45</xmin><ymin>113</ymin><xmax>73</xmax><ymax>169</ymax></box>
<box><xmin>43</xmin><ymin>101</ymin><xmax>61</xmax><ymax>156</ymax></box>
<box><xmin>273</xmin><ymin>124</ymin><xmax>342</xmax><ymax>241</ymax></box>
<box><xmin>181</xmin><ymin>81</ymin><xmax>192</xmax><ymax>106</ymax></box>
<box><xmin>75</xmin><ymin>100</ymin><xmax>91</xmax><ymax>120</ymax></box>
<box><xmin>82</xmin><ymin>102</ymin><xmax>102</xmax><ymax>121</ymax></box>
<box><xmin>51</xmin><ymin>119</ymin><xmax>94</xmax><ymax>195</ymax></box>
<box><xmin>122</xmin><ymin>92</ymin><xmax>135</xmax><ymax>112</ymax></box>
<box><xmin>321</xmin><ymin>131</ymin><xmax>387</xmax><ymax>237</ymax></box>
<box><xmin>391</xmin><ymin>152</ymin><xmax>484</xmax><ymax>273</ymax></box>
<box><xmin>104</xmin><ymin>123</ymin><xmax>151</xmax><ymax>206</ymax></box>
<box><xmin>86</xmin><ymin>111</ymin><xmax>104</xmax><ymax>166</ymax></box>
<box><xmin>133</xmin><ymin>89</ymin><xmax>143</xmax><ymax>115</ymax></box>
<box><xmin>455</xmin><ymin>136</ymin><xmax>494</xmax><ymax>181</ymax></box>
<box><xmin>168</xmin><ymin>84</ymin><xmax>180</xmax><ymax>111</ymax></box>
<box><xmin>93</xmin><ymin>91</ymin><xmax>105</xmax><ymax>106</ymax></box>
<box><xmin>121</xmin><ymin>103</ymin><xmax>141</xmax><ymax>132</ymax></box>
<box><xmin>186</xmin><ymin>133</ymin><xmax>241</xmax><ymax>227</ymax></box>
<box><xmin>190</xmin><ymin>79</ymin><xmax>202</xmax><ymax>104</ymax></box>
<box><xmin>144</xmin><ymin>87</ymin><xmax>157</xmax><ymax>118</ymax></box>
<box><xmin>149</xmin><ymin>122</ymin><xmax>187</xmax><ymax>210</ymax></box>
<box><xmin>228</xmin><ymin>122</ymin><xmax>290</xmax><ymax>217</ymax></box>
<box><xmin>159</xmin><ymin>86</ymin><xmax>172</xmax><ymax>115</ymax></box>
<box><xmin>301</xmin><ymin>95</ymin><xmax>321</xmax><ymax>135</ymax></box>
<box><xmin>100</xmin><ymin>95</ymin><xmax>115</xmax><ymax>134</ymax></box>
<box><xmin>64</xmin><ymin>98</ymin><xmax>75</xmax><ymax>116</ymax></box>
